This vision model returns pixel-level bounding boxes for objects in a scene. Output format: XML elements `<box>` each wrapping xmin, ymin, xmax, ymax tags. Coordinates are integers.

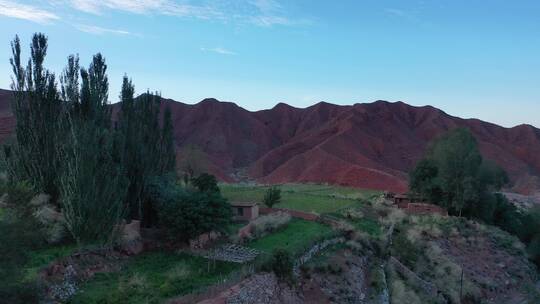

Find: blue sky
<box><xmin>0</xmin><ymin>0</ymin><xmax>539</xmax><ymax>128</ymax></box>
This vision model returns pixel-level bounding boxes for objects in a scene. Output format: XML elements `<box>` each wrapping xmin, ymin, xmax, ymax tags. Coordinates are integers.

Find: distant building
<box><xmin>230</xmin><ymin>202</ymin><xmax>259</xmax><ymax>221</ymax></box>
<box><xmin>391</xmin><ymin>193</ymin><xmax>447</xmax><ymax>216</ymax></box>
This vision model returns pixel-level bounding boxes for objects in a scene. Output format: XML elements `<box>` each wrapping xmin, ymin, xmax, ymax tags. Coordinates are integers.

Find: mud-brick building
<box><xmin>230</xmin><ymin>202</ymin><xmax>259</xmax><ymax>221</ymax></box>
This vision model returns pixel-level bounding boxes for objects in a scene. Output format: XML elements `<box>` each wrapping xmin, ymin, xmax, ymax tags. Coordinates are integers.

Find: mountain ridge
<box><xmin>1</xmin><ymin>88</ymin><xmax>539</xmax><ymax>194</ymax></box>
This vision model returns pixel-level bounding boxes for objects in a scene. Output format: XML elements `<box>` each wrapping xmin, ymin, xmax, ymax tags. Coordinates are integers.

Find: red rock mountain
<box><xmin>1</xmin><ymin>88</ymin><xmax>539</xmax><ymax>194</ymax></box>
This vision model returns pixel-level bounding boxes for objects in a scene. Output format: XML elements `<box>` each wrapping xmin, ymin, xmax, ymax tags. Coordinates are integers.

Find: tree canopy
<box><xmin>409</xmin><ymin>128</ymin><xmax>508</xmax><ymax>216</ymax></box>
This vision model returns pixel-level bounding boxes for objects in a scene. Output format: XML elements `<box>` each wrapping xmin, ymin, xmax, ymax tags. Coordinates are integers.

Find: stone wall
<box><xmin>259</xmin><ymin>207</ymin><xmax>319</xmax><ymax>221</ymax></box>
<box><xmin>292</xmin><ymin>237</ymin><xmax>346</xmax><ymax>277</ymax></box>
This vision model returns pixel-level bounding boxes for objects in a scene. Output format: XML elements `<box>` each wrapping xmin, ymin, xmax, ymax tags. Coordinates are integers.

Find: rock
<box><xmin>33</xmin><ymin>204</ymin><xmax>66</xmax><ymax>244</ymax></box>
<box><xmin>30</xmin><ymin>193</ymin><xmax>51</xmax><ymax>206</ymax></box>
<box><xmin>0</xmin><ymin>193</ymin><xmax>8</xmax><ymax>207</ymax></box>
<box><xmin>119</xmin><ymin>220</ymin><xmax>143</xmax><ymax>255</ymax></box>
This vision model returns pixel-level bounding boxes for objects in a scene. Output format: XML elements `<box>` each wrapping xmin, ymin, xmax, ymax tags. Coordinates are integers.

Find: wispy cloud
<box><xmin>0</xmin><ymin>0</ymin><xmax>59</xmax><ymax>24</ymax></box>
<box><xmin>200</xmin><ymin>46</ymin><xmax>236</xmax><ymax>55</ymax></box>
<box><xmin>384</xmin><ymin>8</ymin><xmax>409</xmax><ymax>18</ymax></box>
<box><xmin>67</xmin><ymin>0</ymin><xmax>222</xmax><ymax>19</ymax></box>
<box><xmin>62</xmin><ymin>0</ymin><xmax>304</xmax><ymax>28</ymax></box>
<box><xmin>250</xmin><ymin>0</ymin><xmax>282</xmax><ymax>13</ymax></box>
<box><xmin>384</xmin><ymin>8</ymin><xmax>422</xmax><ymax>23</ymax></box>
<box><xmin>75</xmin><ymin>24</ymin><xmax>132</xmax><ymax>35</ymax></box>
<box><xmin>247</xmin><ymin>0</ymin><xmax>298</xmax><ymax>27</ymax></box>
<box><xmin>250</xmin><ymin>15</ymin><xmax>291</xmax><ymax>27</ymax></box>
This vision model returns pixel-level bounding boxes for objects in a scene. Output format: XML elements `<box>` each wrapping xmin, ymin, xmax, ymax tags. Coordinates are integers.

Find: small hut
<box><xmin>230</xmin><ymin>202</ymin><xmax>259</xmax><ymax>221</ymax></box>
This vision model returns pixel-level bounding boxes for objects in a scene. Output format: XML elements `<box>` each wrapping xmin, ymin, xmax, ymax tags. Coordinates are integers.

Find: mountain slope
<box><xmin>1</xmin><ymin>88</ymin><xmax>539</xmax><ymax>194</ymax></box>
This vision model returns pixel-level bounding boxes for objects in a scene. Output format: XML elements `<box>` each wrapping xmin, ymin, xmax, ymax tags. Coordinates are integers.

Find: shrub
<box><xmin>263</xmin><ymin>186</ymin><xmax>281</xmax><ymax>208</ymax></box>
<box><xmin>167</xmin><ymin>262</ymin><xmax>192</xmax><ymax>280</ymax></box>
<box><xmin>265</xmin><ymin>248</ymin><xmax>293</xmax><ymax>282</ymax></box>
<box><xmin>151</xmin><ymin>179</ymin><xmax>232</xmax><ymax>242</ymax></box>
<box><xmin>390</xmin><ymin>279</ymin><xmax>422</xmax><ymax>304</ymax></box>
<box><xmin>341</xmin><ymin>208</ymin><xmax>364</xmax><ymax>220</ymax></box>
<box><xmin>4</xmin><ymin>181</ymin><xmax>34</xmax><ymax>217</ymax></box>
<box><xmin>191</xmin><ymin>173</ymin><xmax>219</xmax><ymax>194</ymax></box>
<box><xmin>392</xmin><ymin>231</ymin><xmax>421</xmax><ymax>269</ymax></box>
<box><xmin>0</xmin><ymin>211</ymin><xmax>45</xmax><ymax>302</ymax></box>
<box><xmin>250</xmin><ymin>211</ymin><xmax>291</xmax><ymax>239</ymax></box>
<box><xmin>112</xmin><ymin>273</ymin><xmax>156</xmax><ymax>303</ymax></box>
<box><xmin>33</xmin><ymin>203</ymin><xmax>67</xmax><ymax>244</ymax></box>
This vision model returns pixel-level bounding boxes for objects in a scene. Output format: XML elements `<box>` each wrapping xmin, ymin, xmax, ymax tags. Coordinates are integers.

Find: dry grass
<box><xmin>390</xmin><ymin>279</ymin><xmax>423</xmax><ymax>304</ymax></box>
<box><xmin>340</xmin><ymin>208</ymin><xmax>364</xmax><ymax>220</ymax></box>
<box><xmin>166</xmin><ymin>262</ymin><xmax>192</xmax><ymax>281</ymax></box>
<box><xmin>249</xmin><ymin>211</ymin><xmax>291</xmax><ymax>239</ymax></box>
<box><xmin>419</xmin><ymin>242</ymin><xmax>481</xmax><ymax>303</ymax></box>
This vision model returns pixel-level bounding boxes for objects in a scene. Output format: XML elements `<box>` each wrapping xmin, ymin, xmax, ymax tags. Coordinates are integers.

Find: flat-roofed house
<box><xmin>230</xmin><ymin>202</ymin><xmax>259</xmax><ymax>221</ymax></box>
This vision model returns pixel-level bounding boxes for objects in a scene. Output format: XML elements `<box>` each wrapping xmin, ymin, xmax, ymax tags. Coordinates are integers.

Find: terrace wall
<box><xmin>259</xmin><ymin>207</ymin><xmax>319</xmax><ymax>221</ymax></box>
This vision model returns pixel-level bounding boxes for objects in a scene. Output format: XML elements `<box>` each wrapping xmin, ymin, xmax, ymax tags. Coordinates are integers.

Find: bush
<box><xmin>263</xmin><ymin>186</ymin><xmax>281</xmax><ymax>208</ymax></box>
<box><xmin>191</xmin><ymin>173</ymin><xmax>219</xmax><ymax>194</ymax></box>
<box><xmin>0</xmin><ymin>211</ymin><xmax>45</xmax><ymax>302</ymax></box>
<box><xmin>390</xmin><ymin>279</ymin><xmax>422</xmax><ymax>304</ymax></box>
<box><xmin>265</xmin><ymin>248</ymin><xmax>293</xmax><ymax>282</ymax></box>
<box><xmin>4</xmin><ymin>181</ymin><xmax>35</xmax><ymax>217</ymax></box>
<box><xmin>151</xmin><ymin>178</ymin><xmax>232</xmax><ymax>242</ymax></box>
<box><xmin>250</xmin><ymin>211</ymin><xmax>291</xmax><ymax>239</ymax></box>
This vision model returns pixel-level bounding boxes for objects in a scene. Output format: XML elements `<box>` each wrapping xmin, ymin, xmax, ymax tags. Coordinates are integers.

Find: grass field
<box><xmin>247</xmin><ymin>219</ymin><xmax>335</xmax><ymax>256</ymax></box>
<box><xmin>70</xmin><ymin>252</ymin><xmax>240</xmax><ymax>304</ymax></box>
<box><xmin>221</xmin><ymin>183</ymin><xmax>380</xmax><ymax>214</ymax></box>
<box><xmin>24</xmin><ymin>244</ymin><xmax>78</xmax><ymax>281</ymax></box>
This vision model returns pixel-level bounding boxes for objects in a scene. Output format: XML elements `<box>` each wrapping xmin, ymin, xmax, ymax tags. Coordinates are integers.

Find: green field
<box><xmin>70</xmin><ymin>252</ymin><xmax>240</xmax><ymax>304</ymax></box>
<box><xmin>24</xmin><ymin>244</ymin><xmax>78</xmax><ymax>281</ymax></box>
<box><xmin>248</xmin><ymin>219</ymin><xmax>335</xmax><ymax>256</ymax></box>
<box><xmin>221</xmin><ymin>183</ymin><xmax>380</xmax><ymax>214</ymax></box>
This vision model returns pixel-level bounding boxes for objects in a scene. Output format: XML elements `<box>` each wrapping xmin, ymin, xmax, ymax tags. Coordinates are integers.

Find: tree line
<box><xmin>3</xmin><ymin>33</ymin><xmax>230</xmax><ymax>246</ymax></box>
<box><xmin>409</xmin><ymin>128</ymin><xmax>540</xmax><ymax>266</ymax></box>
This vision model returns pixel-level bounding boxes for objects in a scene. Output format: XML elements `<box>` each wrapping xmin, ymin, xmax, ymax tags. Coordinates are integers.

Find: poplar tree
<box><xmin>7</xmin><ymin>34</ymin><xmax>64</xmax><ymax>202</ymax></box>
<box><xmin>59</xmin><ymin>54</ymin><xmax>126</xmax><ymax>244</ymax></box>
<box><xmin>117</xmin><ymin>78</ymin><xmax>176</xmax><ymax>224</ymax></box>
<box><xmin>160</xmin><ymin>107</ymin><xmax>176</xmax><ymax>173</ymax></box>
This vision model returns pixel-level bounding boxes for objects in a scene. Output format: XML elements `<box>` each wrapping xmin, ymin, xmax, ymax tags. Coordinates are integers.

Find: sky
<box><xmin>0</xmin><ymin>0</ymin><xmax>539</xmax><ymax>128</ymax></box>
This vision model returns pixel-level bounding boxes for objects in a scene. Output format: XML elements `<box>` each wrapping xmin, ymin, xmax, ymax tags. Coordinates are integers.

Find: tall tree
<box><xmin>409</xmin><ymin>128</ymin><xmax>507</xmax><ymax>217</ymax></box>
<box><xmin>7</xmin><ymin>34</ymin><xmax>64</xmax><ymax>202</ymax></box>
<box><xmin>59</xmin><ymin>54</ymin><xmax>126</xmax><ymax>244</ymax></box>
<box><xmin>159</xmin><ymin>107</ymin><xmax>176</xmax><ymax>173</ymax></box>
<box><xmin>117</xmin><ymin>81</ymin><xmax>175</xmax><ymax>224</ymax></box>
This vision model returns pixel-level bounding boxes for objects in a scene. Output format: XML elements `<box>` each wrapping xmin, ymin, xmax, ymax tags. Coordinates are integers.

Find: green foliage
<box><xmin>58</xmin><ymin>53</ymin><xmax>127</xmax><ymax>245</ymax></box>
<box><xmin>3</xmin><ymin>180</ymin><xmax>35</xmax><ymax>217</ymax></box>
<box><xmin>6</xmin><ymin>34</ymin><xmax>64</xmax><ymax>202</ymax></box>
<box><xmin>117</xmin><ymin>78</ymin><xmax>176</xmax><ymax>223</ymax></box>
<box><xmin>409</xmin><ymin>158</ymin><xmax>439</xmax><ymax>201</ymax></box>
<box><xmin>178</xmin><ymin>144</ymin><xmax>209</xmax><ymax>184</ymax></box>
<box><xmin>150</xmin><ymin>177</ymin><xmax>232</xmax><ymax>242</ymax></box>
<box><xmin>391</xmin><ymin>231</ymin><xmax>421</xmax><ymax>269</ymax></box>
<box><xmin>69</xmin><ymin>252</ymin><xmax>239</xmax><ymax>304</ymax></box>
<box><xmin>24</xmin><ymin>244</ymin><xmax>77</xmax><ymax>281</ymax></box>
<box><xmin>265</xmin><ymin>249</ymin><xmax>293</xmax><ymax>282</ymax></box>
<box><xmin>0</xmin><ymin>211</ymin><xmax>45</xmax><ymax>302</ymax></box>
<box><xmin>6</xmin><ymin>34</ymin><xmax>129</xmax><ymax>245</ymax></box>
<box><xmin>410</xmin><ymin>128</ymin><xmax>507</xmax><ymax>217</ymax></box>
<box><xmin>191</xmin><ymin>173</ymin><xmax>220</xmax><ymax>193</ymax></box>
<box><xmin>521</xmin><ymin>207</ymin><xmax>540</xmax><ymax>267</ymax></box>
<box><xmin>60</xmin><ymin>123</ymin><xmax>127</xmax><ymax>244</ymax></box>
<box><xmin>411</xmin><ymin>149</ymin><xmax>540</xmax><ymax>267</ymax></box>
<box><xmin>263</xmin><ymin>185</ymin><xmax>281</xmax><ymax>208</ymax></box>
<box><xmin>160</xmin><ymin>107</ymin><xmax>176</xmax><ymax>173</ymax></box>
<box><xmin>248</xmin><ymin>219</ymin><xmax>334</xmax><ymax>256</ymax></box>
<box><xmin>221</xmin><ymin>183</ymin><xmax>377</xmax><ymax>214</ymax></box>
